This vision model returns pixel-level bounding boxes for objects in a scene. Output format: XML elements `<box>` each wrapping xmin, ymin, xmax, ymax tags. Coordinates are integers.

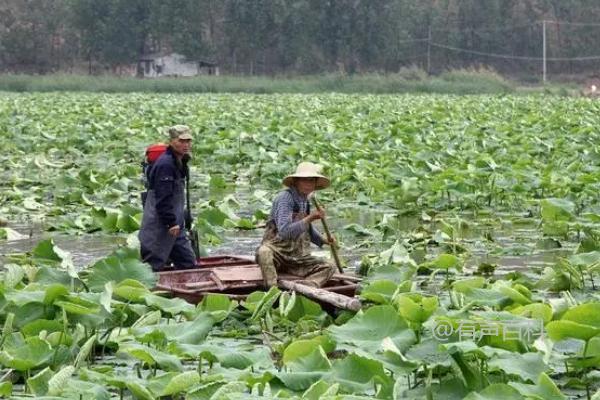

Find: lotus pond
<box><xmin>1</xmin><ymin>92</ymin><xmax>600</xmax><ymax>399</ymax></box>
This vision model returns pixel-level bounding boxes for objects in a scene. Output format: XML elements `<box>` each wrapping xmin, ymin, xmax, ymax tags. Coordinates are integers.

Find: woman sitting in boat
<box><xmin>256</xmin><ymin>162</ymin><xmax>337</xmax><ymax>288</ymax></box>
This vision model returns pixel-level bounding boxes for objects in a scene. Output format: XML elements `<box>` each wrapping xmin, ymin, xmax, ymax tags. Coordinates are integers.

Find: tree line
<box><xmin>1</xmin><ymin>0</ymin><xmax>600</xmax><ymax>78</ymax></box>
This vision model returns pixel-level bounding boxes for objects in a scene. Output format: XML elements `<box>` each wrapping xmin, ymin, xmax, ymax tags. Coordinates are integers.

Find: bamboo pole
<box><xmin>278</xmin><ymin>280</ymin><xmax>361</xmax><ymax>311</ymax></box>
<box><xmin>310</xmin><ymin>195</ymin><xmax>344</xmax><ymax>273</ymax></box>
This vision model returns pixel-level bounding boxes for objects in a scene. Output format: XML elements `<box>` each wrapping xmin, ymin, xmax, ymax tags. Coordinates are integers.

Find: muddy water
<box><xmin>0</xmin><ymin>201</ymin><xmax>574</xmax><ymax>278</ymax></box>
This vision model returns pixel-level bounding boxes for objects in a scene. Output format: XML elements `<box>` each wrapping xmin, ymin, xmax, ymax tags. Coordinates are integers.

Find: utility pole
<box><xmin>542</xmin><ymin>20</ymin><xmax>547</xmax><ymax>83</ymax></box>
<box><xmin>427</xmin><ymin>26</ymin><xmax>432</xmax><ymax>74</ymax></box>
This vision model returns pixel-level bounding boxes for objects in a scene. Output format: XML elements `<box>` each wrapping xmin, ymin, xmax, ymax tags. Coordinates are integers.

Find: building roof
<box><xmin>138</xmin><ymin>52</ymin><xmax>217</xmax><ymax>66</ymax></box>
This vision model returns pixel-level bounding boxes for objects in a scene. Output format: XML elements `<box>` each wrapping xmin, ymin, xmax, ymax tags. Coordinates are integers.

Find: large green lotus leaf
<box><xmin>326</xmin><ymin>353</ymin><xmax>393</xmax><ymax>395</ymax></box>
<box><xmin>101</xmin><ymin>209</ymin><xmax>119</xmax><ymax>233</ymax></box>
<box><xmin>285</xmin><ymin>346</ymin><xmax>331</xmax><ymax>372</ymax></box>
<box><xmin>371</xmin><ymin>346</ymin><xmax>419</xmax><ymax>376</ymax></box>
<box><xmin>452</xmin><ymin>277</ymin><xmax>486</xmax><ymax>294</ymax></box>
<box><xmin>561</xmin><ymin>302</ymin><xmax>600</xmax><ymax>328</ymax></box>
<box><xmin>117</xmin><ymin>343</ymin><xmax>182</xmax><ymax>371</ymax></box>
<box><xmin>395</xmin><ymin>294</ymin><xmax>438</xmax><ymax>324</ymax></box>
<box><xmin>169</xmin><ymin>343</ymin><xmax>272</xmax><ymax>370</ymax></box>
<box><xmin>569</xmin><ymin>251</ymin><xmax>600</xmax><ymax>267</ymax></box>
<box><xmin>113</xmin><ymin>279</ymin><xmax>151</xmax><ymax>302</ymax></box>
<box><xmin>396</xmin><ymin>377</ymin><xmax>467</xmax><ymax>400</ymax></box>
<box><xmin>115</xmin><ymin>206</ymin><xmax>142</xmax><ymax>233</ymax></box>
<box><xmin>21</xmin><ymin>319</ymin><xmax>63</xmax><ymax>337</ymax></box>
<box><xmin>4</xmin><ymin>289</ymin><xmax>45</xmax><ymax>306</ymax></box>
<box><xmin>5</xmin><ymin>302</ymin><xmax>47</xmax><ymax>329</ymax></box>
<box><xmin>283</xmin><ymin>336</ymin><xmax>336</xmax><ymax>365</ymax></box>
<box><xmin>54</xmin><ymin>294</ymin><xmax>101</xmax><ymax>315</ymax></box>
<box><xmin>4</xmin><ymin>264</ymin><xmax>25</xmax><ymax>288</ymax></box>
<box><xmin>463</xmin><ymin>383</ymin><xmax>524</xmax><ymax>400</ymax></box>
<box><xmin>510</xmin><ymin>303</ymin><xmax>553</xmax><ymax>323</ymax></box>
<box><xmin>0</xmin><ymin>337</ymin><xmax>54</xmax><ymax>371</ymax></box>
<box><xmin>545</xmin><ymin>320</ymin><xmax>600</xmax><ymax>342</ymax></box>
<box><xmin>199</xmin><ymin>206</ymin><xmax>230</xmax><ymax>227</ymax></box>
<box><xmin>131</xmin><ymin>310</ymin><xmax>163</xmax><ymax>328</ymax></box>
<box><xmin>250</xmin><ymin>286</ymin><xmax>281</xmax><ymax>321</ymax></box>
<box><xmin>34</xmin><ymin>266</ymin><xmax>72</xmax><ymax>286</ymax></box>
<box><xmin>141</xmin><ymin>372</ymin><xmax>181</xmax><ymax>398</ymax></box>
<box><xmin>0</xmin><ymin>381</ymin><xmax>11</xmax><ymax>397</ymax></box>
<box><xmin>60</xmin><ymin>379</ymin><xmax>111</xmax><ymax>400</ymax></box>
<box><xmin>29</xmin><ymin>239</ymin><xmax>76</xmax><ymax>279</ymax></box>
<box><xmin>78</xmin><ymin>367</ymin><xmax>130</xmax><ymax>389</ymax></box>
<box><xmin>302</xmin><ymin>380</ymin><xmax>339</xmax><ymax>400</ymax></box>
<box><xmin>487</xmin><ymin>352</ymin><xmax>549</xmax><ymax>383</ymax></box>
<box><xmin>540</xmin><ymin>198</ymin><xmax>574</xmax><ymax>222</ymax></box>
<box><xmin>379</xmin><ymin>240</ymin><xmax>416</xmax><ymax>266</ymax></box>
<box><xmin>161</xmin><ymin>371</ymin><xmax>200</xmax><ymax>396</ymax></box>
<box><xmin>27</xmin><ymin>366</ymin><xmax>53</xmax><ymax>396</ymax></box>
<box><xmin>126</xmin><ymin>380</ymin><xmax>155</xmax><ymax>400</ymax></box>
<box><xmin>276</xmin><ymin>371</ymin><xmax>327</xmax><ymax>392</ymax></box>
<box><xmin>495</xmin><ymin>284</ymin><xmax>531</xmax><ymax>306</ymax></box>
<box><xmin>342</xmin><ymin>223</ymin><xmax>378</xmax><ymax>237</ymax></box>
<box><xmin>240</xmin><ymin>291</ymin><xmax>266</xmax><ymax>313</ymax></box>
<box><xmin>185</xmin><ymin>380</ymin><xmax>228</xmax><ymax>400</ymax></box>
<box><xmin>359</xmin><ymin>280</ymin><xmax>400</xmax><ymax>304</ymax></box>
<box><xmin>405</xmin><ymin>338</ymin><xmax>452</xmax><ymax>368</ymax></box>
<box><xmin>198</xmin><ymin>293</ymin><xmax>235</xmax><ymax>313</ymax></box>
<box><xmin>462</xmin><ymin>288</ymin><xmax>510</xmax><ymax>308</ymax></box>
<box><xmin>144</xmin><ymin>293</ymin><xmax>195</xmax><ymax>316</ymax></box>
<box><xmin>366</xmin><ymin>263</ymin><xmax>416</xmax><ymax>284</ymax></box>
<box><xmin>432</xmin><ymin>253</ymin><xmax>462</xmax><ymax>271</ymax></box>
<box><xmin>449</xmin><ymin>348</ymin><xmax>488</xmax><ymax>391</ymax></box>
<box><xmin>31</xmin><ymin>239</ymin><xmax>63</xmax><ymax>263</ymax></box>
<box><xmin>276</xmin><ymin>347</ymin><xmax>331</xmax><ymax>391</ymax></box>
<box><xmin>86</xmin><ymin>247</ymin><xmax>156</xmax><ymax>292</ymax></box>
<box><xmin>509</xmin><ymin>372</ymin><xmax>566</xmax><ymax>400</ymax></box>
<box><xmin>327</xmin><ymin>305</ymin><xmax>416</xmax><ymax>353</ymax></box>
<box><xmin>202</xmin><ymin>381</ymin><xmax>248</xmax><ymax>400</ymax></box>
<box><xmin>116</xmin><ymin>214</ymin><xmax>140</xmax><ymax>233</ymax></box>
<box><xmin>215</xmin><ymin>347</ymin><xmax>273</xmax><ymax>370</ymax></box>
<box><xmin>279</xmin><ymin>291</ymin><xmax>323</xmax><ymax>322</ymax></box>
<box><xmin>467</xmin><ymin>311</ymin><xmax>539</xmax><ymax>351</ymax></box>
<box><xmin>43</xmin><ymin>283</ymin><xmax>69</xmax><ymax>305</ymax></box>
<box><xmin>132</xmin><ymin>312</ymin><xmax>214</xmax><ymax>345</ymax></box>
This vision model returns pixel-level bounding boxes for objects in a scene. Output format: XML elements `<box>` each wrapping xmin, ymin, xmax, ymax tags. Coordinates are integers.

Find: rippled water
<box><xmin>0</xmin><ymin>202</ymin><xmax>574</xmax><ymax>278</ymax></box>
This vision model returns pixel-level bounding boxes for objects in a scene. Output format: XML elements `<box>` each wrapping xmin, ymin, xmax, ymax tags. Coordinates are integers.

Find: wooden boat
<box><xmin>155</xmin><ymin>255</ymin><xmax>362</xmax><ymax>311</ymax></box>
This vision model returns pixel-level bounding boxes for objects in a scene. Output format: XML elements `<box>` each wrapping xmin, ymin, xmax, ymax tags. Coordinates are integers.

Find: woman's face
<box><xmin>295</xmin><ymin>177</ymin><xmax>317</xmax><ymax>196</ymax></box>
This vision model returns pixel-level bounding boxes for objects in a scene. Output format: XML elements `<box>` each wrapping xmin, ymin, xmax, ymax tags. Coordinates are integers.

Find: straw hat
<box><xmin>282</xmin><ymin>162</ymin><xmax>330</xmax><ymax>190</ymax></box>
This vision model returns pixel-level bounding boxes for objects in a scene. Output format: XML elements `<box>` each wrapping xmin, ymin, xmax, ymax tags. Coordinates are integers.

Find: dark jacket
<box><xmin>146</xmin><ymin>147</ymin><xmax>187</xmax><ymax>229</ymax></box>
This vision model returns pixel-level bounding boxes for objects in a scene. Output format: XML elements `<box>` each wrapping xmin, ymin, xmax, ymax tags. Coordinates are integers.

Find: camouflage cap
<box><xmin>167</xmin><ymin>125</ymin><xmax>193</xmax><ymax>140</ymax></box>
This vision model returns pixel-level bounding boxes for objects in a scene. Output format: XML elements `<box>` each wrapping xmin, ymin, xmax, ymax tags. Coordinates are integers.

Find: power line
<box><xmin>430</xmin><ymin>42</ymin><xmax>600</xmax><ymax>62</ymax></box>
<box><xmin>427</xmin><ymin>19</ymin><xmax>600</xmax><ymax>37</ymax></box>
<box><xmin>541</xmin><ymin>20</ymin><xmax>600</xmax><ymax>27</ymax></box>
<box><xmin>397</xmin><ymin>38</ymin><xmax>429</xmax><ymax>44</ymax></box>
<box><xmin>431</xmin><ymin>22</ymin><xmax>535</xmax><ymax>35</ymax></box>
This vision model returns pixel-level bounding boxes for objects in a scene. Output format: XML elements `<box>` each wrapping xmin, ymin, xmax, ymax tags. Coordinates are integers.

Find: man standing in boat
<box><xmin>139</xmin><ymin>125</ymin><xmax>197</xmax><ymax>272</ymax></box>
<box><xmin>256</xmin><ymin>162</ymin><xmax>337</xmax><ymax>288</ymax></box>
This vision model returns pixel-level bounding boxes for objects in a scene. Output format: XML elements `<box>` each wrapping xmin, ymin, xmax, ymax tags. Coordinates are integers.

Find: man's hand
<box><xmin>168</xmin><ymin>224</ymin><xmax>181</xmax><ymax>237</ymax></box>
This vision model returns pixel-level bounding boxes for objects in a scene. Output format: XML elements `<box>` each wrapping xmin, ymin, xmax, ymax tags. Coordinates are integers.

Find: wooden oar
<box><xmin>310</xmin><ymin>195</ymin><xmax>344</xmax><ymax>274</ymax></box>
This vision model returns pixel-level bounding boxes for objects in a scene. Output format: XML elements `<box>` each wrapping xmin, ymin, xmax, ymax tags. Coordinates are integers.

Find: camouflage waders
<box><xmin>255</xmin><ymin>209</ymin><xmax>336</xmax><ymax>288</ymax></box>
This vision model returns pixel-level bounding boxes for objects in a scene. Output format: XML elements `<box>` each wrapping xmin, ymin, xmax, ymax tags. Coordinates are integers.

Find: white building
<box><xmin>137</xmin><ymin>53</ymin><xmax>219</xmax><ymax>78</ymax></box>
